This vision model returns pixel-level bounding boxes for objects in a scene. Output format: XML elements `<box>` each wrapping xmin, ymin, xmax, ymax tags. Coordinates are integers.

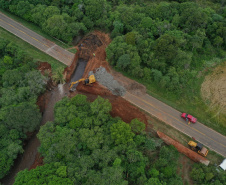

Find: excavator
<box><xmin>70</xmin><ymin>75</ymin><xmax>96</xmax><ymax>91</ymax></box>
<box><xmin>188</xmin><ymin>141</ymin><xmax>209</xmax><ymax>157</ymax></box>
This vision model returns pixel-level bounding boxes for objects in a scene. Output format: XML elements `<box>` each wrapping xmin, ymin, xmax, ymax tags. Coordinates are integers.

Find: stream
<box><xmin>0</xmin><ymin>59</ymin><xmax>87</xmax><ymax>185</ymax></box>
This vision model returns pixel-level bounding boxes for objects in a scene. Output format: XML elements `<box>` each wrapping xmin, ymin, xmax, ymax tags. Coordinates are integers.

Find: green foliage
<box><xmin>21</xmin><ymin>94</ymin><xmax>183</xmax><ymax>184</ymax></box>
<box><xmin>0</xmin><ymin>38</ymin><xmax>44</xmax><ymax>179</ymax></box>
<box><xmin>0</xmin><ymin>102</ymin><xmax>41</xmax><ymax>133</ymax></box>
<box><xmin>130</xmin><ymin>118</ymin><xmax>145</xmax><ymax>134</ymax></box>
<box><xmin>110</xmin><ymin>121</ymin><xmax>135</xmax><ymax>145</ymax></box>
<box><xmin>0</xmin><ymin>124</ymin><xmax>23</xmax><ymax>178</ymax></box>
<box><xmin>190</xmin><ymin>163</ymin><xmax>226</xmax><ymax>184</ymax></box>
<box><xmin>14</xmin><ymin>163</ymin><xmax>73</xmax><ymax>185</ymax></box>
<box><xmin>52</xmin><ymin>67</ymin><xmax>65</xmax><ymax>84</ymax></box>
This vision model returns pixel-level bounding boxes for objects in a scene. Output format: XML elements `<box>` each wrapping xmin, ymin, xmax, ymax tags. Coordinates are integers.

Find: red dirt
<box><xmin>75</xmin><ymin>84</ymin><xmax>148</xmax><ymax>125</ymax></box>
<box><xmin>157</xmin><ymin>131</ymin><xmax>210</xmax><ymax>166</ymax></box>
<box><xmin>29</xmin><ymin>153</ymin><xmax>44</xmax><ymax>170</ymax></box>
<box><xmin>72</xmin><ymin>31</ymin><xmax>148</xmax><ymax>125</ymax></box>
<box><xmin>36</xmin><ymin>62</ymin><xmax>54</xmax><ymax>113</ymax></box>
<box><xmin>65</xmin><ymin>31</ymin><xmax>147</xmax><ymax>125</ymax></box>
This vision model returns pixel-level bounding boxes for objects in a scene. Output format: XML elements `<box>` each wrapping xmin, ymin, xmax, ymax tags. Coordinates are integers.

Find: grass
<box><xmin>114</xmin><ymin>67</ymin><xmax>226</xmax><ymax>135</ymax></box>
<box><xmin>0</xmin><ymin>9</ymin><xmax>75</xmax><ymax>51</ymax></box>
<box><xmin>0</xmin><ymin>27</ymin><xmax>65</xmax><ymax>72</ymax></box>
<box><xmin>147</xmin><ymin>115</ymin><xmax>224</xmax><ymax>164</ymax></box>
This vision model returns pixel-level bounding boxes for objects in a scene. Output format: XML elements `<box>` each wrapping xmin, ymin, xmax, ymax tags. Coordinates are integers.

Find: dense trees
<box><xmin>1</xmin><ymin>0</ymin><xmax>224</xmax><ymax>95</ymax></box>
<box><xmin>0</xmin><ymin>0</ymin><xmax>225</xmax><ymax>183</ymax></box>
<box><xmin>0</xmin><ymin>39</ymin><xmax>46</xmax><ymax>178</ymax></box>
<box><xmin>14</xmin><ymin>95</ymin><xmax>183</xmax><ymax>184</ymax></box>
<box><xmin>190</xmin><ymin>163</ymin><xmax>226</xmax><ymax>185</ymax></box>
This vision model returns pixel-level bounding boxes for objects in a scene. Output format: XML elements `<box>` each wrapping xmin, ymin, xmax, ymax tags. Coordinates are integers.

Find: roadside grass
<box><xmin>115</xmin><ymin>67</ymin><xmax>226</xmax><ymax>136</ymax></box>
<box><xmin>0</xmin><ymin>27</ymin><xmax>65</xmax><ymax>72</ymax></box>
<box><xmin>0</xmin><ymin>9</ymin><xmax>76</xmax><ymax>51</ymax></box>
<box><xmin>147</xmin><ymin>116</ymin><xmax>224</xmax><ymax>164</ymax></box>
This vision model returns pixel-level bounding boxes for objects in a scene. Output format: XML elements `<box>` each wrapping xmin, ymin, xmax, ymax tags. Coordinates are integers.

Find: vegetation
<box><xmin>0</xmin><ymin>27</ymin><xmax>65</xmax><ymax>72</ymax></box>
<box><xmin>190</xmin><ymin>163</ymin><xmax>226</xmax><ymax>185</ymax></box>
<box><xmin>0</xmin><ymin>0</ymin><xmax>225</xmax><ymax>183</ymax></box>
<box><xmin>14</xmin><ymin>95</ymin><xmax>183</xmax><ymax>184</ymax></box>
<box><xmin>0</xmin><ymin>38</ymin><xmax>46</xmax><ymax>179</ymax></box>
<box><xmin>0</xmin><ymin>0</ymin><xmax>225</xmax><ymax>133</ymax></box>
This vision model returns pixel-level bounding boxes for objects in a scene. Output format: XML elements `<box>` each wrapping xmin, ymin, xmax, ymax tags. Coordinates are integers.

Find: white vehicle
<box><xmin>219</xmin><ymin>159</ymin><xmax>226</xmax><ymax>171</ymax></box>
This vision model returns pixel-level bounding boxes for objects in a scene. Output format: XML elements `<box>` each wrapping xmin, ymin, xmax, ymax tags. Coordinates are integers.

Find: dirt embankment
<box><xmin>68</xmin><ymin>31</ymin><xmax>148</xmax><ymax>125</ymax></box>
<box><xmin>157</xmin><ymin>131</ymin><xmax>210</xmax><ymax>166</ymax></box>
<box><xmin>201</xmin><ymin>63</ymin><xmax>226</xmax><ymax>113</ymax></box>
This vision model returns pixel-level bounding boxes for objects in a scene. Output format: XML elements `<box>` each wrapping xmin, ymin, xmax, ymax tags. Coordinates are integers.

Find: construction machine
<box><xmin>188</xmin><ymin>141</ymin><xmax>209</xmax><ymax>157</ymax></box>
<box><xmin>70</xmin><ymin>75</ymin><xmax>96</xmax><ymax>91</ymax></box>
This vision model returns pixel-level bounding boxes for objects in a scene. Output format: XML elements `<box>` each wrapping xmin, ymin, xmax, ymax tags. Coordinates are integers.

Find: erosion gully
<box><xmin>0</xmin><ymin>59</ymin><xmax>87</xmax><ymax>185</ymax></box>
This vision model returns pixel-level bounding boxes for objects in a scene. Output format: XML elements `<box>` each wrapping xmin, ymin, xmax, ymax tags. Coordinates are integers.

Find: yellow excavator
<box><xmin>70</xmin><ymin>75</ymin><xmax>96</xmax><ymax>91</ymax></box>
<box><xmin>188</xmin><ymin>141</ymin><xmax>209</xmax><ymax>157</ymax></box>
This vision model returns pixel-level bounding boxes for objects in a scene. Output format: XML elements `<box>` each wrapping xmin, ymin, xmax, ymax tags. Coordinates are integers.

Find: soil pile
<box><xmin>201</xmin><ymin>63</ymin><xmax>226</xmax><ymax>113</ymax></box>
<box><xmin>157</xmin><ymin>131</ymin><xmax>210</xmax><ymax>166</ymax></box>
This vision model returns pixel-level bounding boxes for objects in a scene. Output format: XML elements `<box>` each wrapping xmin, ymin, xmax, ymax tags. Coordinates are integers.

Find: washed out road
<box><xmin>0</xmin><ymin>12</ymin><xmax>74</xmax><ymax>66</ymax></box>
<box><xmin>0</xmin><ymin>12</ymin><xmax>225</xmax><ymax>157</ymax></box>
<box><xmin>123</xmin><ymin>92</ymin><xmax>226</xmax><ymax>157</ymax></box>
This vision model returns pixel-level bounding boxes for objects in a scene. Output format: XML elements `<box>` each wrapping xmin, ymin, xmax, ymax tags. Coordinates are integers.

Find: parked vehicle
<box><xmin>181</xmin><ymin>113</ymin><xmax>197</xmax><ymax>123</ymax></box>
<box><xmin>188</xmin><ymin>141</ymin><xmax>208</xmax><ymax>157</ymax></box>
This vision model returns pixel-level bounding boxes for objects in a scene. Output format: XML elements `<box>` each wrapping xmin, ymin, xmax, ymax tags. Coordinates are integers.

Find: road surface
<box><xmin>0</xmin><ymin>12</ymin><xmax>74</xmax><ymax>66</ymax></box>
<box><xmin>0</xmin><ymin>12</ymin><xmax>225</xmax><ymax>157</ymax></box>
<box><xmin>123</xmin><ymin>92</ymin><xmax>226</xmax><ymax>157</ymax></box>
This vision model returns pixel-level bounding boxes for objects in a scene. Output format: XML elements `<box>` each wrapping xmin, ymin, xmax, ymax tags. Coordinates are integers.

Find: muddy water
<box><xmin>70</xmin><ymin>58</ymin><xmax>87</xmax><ymax>90</ymax></box>
<box><xmin>0</xmin><ymin>85</ymin><xmax>69</xmax><ymax>185</ymax></box>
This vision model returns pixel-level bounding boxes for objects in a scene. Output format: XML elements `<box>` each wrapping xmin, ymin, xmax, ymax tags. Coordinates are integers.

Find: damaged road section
<box><xmin>92</xmin><ymin>67</ymin><xmax>126</xmax><ymax>96</ymax></box>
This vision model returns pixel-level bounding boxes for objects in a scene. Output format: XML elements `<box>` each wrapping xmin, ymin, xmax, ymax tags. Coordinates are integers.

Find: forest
<box><xmin>0</xmin><ymin>38</ymin><xmax>47</xmax><ymax>178</ymax></box>
<box><xmin>0</xmin><ymin>0</ymin><xmax>225</xmax><ymax>184</ymax></box>
<box><xmin>0</xmin><ymin>0</ymin><xmax>225</xmax><ymax>94</ymax></box>
<box><xmin>13</xmin><ymin>95</ymin><xmax>226</xmax><ymax>184</ymax></box>
<box><xmin>0</xmin><ymin>0</ymin><xmax>225</xmax><ymax>133</ymax></box>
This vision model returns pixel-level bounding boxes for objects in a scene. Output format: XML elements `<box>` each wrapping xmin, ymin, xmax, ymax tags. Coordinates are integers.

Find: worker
<box><xmin>188</xmin><ymin>121</ymin><xmax>191</xmax><ymax>125</ymax></box>
<box><xmin>93</xmin><ymin>53</ymin><xmax>95</xmax><ymax>57</ymax></box>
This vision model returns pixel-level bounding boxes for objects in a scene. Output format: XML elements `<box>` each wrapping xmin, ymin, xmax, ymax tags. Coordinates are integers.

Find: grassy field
<box><xmin>0</xmin><ymin>27</ymin><xmax>65</xmax><ymax>72</ymax></box>
<box><xmin>0</xmin><ymin>9</ymin><xmax>76</xmax><ymax>52</ymax></box>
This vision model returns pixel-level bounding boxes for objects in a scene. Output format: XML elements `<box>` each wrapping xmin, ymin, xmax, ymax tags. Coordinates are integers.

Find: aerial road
<box><xmin>123</xmin><ymin>92</ymin><xmax>226</xmax><ymax>157</ymax></box>
<box><xmin>0</xmin><ymin>12</ymin><xmax>74</xmax><ymax>66</ymax></box>
<box><xmin>0</xmin><ymin>11</ymin><xmax>225</xmax><ymax>157</ymax></box>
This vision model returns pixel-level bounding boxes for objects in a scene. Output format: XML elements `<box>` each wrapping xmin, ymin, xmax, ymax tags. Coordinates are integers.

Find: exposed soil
<box><xmin>29</xmin><ymin>153</ymin><xmax>44</xmax><ymax>170</ymax></box>
<box><xmin>201</xmin><ymin>62</ymin><xmax>226</xmax><ymax>113</ymax></box>
<box><xmin>1</xmin><ymin>31</ymin><xmax>198</xmax><ymax>184</ymax></box>
<box><xmin>178</xmin><ymin>155</ymin><xmax>194</xmax><ymax>185</ymax></box>
<box><xmin>157</xmin><ymin>131</ymin><xmax>210</xmax><ymax>166</ymax></box>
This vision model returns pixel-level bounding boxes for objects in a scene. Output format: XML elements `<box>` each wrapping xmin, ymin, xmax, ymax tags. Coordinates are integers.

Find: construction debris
<box><xmin>92</xmin><ymin>67</ymin><xmax>126</xmax><ymax>96</ymax></box>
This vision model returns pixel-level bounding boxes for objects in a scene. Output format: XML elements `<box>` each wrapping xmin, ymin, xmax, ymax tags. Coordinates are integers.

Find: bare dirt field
<box><xmin>201</xmin><ymin>63</ymin><xmax>226</xmax><ymax>113</ymax></box>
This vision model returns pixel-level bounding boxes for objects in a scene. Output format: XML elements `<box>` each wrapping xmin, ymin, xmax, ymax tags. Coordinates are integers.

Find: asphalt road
<box><xmin>123</xmin><ymin>92</ymin><xmax>226</xmax><ymax>157</ymax></box>
<box><xmin>0</xmin><ymin>12</ymin><xmax>74</xmax><ymax>66</ymax></box>
<box><xmin>0</xmin><ymin>12</ymin><xmax>225</xmax><ymax>157</ymax></box>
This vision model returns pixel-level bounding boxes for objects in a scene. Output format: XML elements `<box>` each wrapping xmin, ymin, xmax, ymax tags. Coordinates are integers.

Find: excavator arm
<box><xmin>70</xmin><ymin>78</ymin><xmax>85</xmax><ymax>89</ymax></box>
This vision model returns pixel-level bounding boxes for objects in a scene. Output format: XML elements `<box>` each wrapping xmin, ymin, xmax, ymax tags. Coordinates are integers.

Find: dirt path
<box><xmin>0</xmin><ymin>85</ymin><xmax>70</xmax><ymax>185</ymax></box>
